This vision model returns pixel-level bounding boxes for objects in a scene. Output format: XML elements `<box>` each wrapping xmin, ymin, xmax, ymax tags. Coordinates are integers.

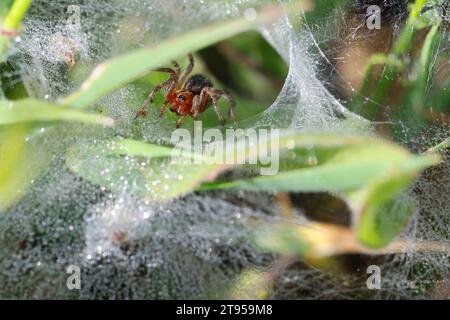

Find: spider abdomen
<box><xmin>184</xmin><ymin>74</ymin><xmax>213</xmax><ymax>95</ymax></box>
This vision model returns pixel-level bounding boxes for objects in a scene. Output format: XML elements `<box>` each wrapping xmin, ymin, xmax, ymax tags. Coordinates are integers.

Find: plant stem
<box><xmin>0</xmin><ymin>0</ymin><xmax>32</xmax><ymax>63</ymax></box>
<box><xmin>3</xmin><ymin>0</ymin><xmax>32</xmax><ymax>30</ymax></box>
<box><xmin>426</xmin><ymin>138</ymin><xmax>450</xmax><ymax>153</ymax></box>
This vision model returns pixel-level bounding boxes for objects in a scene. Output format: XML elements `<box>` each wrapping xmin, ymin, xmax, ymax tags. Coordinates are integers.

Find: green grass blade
<box><xmin>0</xmin><ymin>124</ymin><xmax>54</xmax><ymax>212</ymax></box>
<box><xmin>198</xmin><ymin>134</ymin><xmax>440</xmax><ymax>249</ymax></box>
<box><xmin>426</xmin><ymin>137</ymin><xmax>450</xmax><ymax>153</ymax></box>
<box><xmin>199</xmin><ymin>162</ymin><xmax>391</xmax><ymax>192</ymax></box>
<box><xmin>0</xmin><ymin>99</ymin><xmax>114</xmax><ymax>126</ymax></box>
<box><xmin>0</xmin><ymin>0</ymin><xmax>32</xmax><ymax>63</ymax></box>
<box><xmin>0</xmin><ymin>125</ymin><xmax>28</xmax><ymax>211</ymax></box>
<box><xmin>67</xmin><ymin>129</ymin><xmax>440</xmax><ymax>249</ymax></box>
<box><xmin>410</xmin><ymin>22</ymin><xmax>440</xmax><ymax>116</ymax></box>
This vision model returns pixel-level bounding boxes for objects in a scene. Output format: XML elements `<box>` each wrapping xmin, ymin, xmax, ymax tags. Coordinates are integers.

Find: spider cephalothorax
<box><xmin>136</xmin><ymin>54</ymin><xmax>237</xmax><ymax>128</ymax></box>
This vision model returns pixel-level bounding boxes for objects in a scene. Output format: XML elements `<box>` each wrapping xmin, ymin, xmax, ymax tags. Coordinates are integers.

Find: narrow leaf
<box><xmin>0</xmin><ymin>99</ymin><xmax>114</xmax><ymax>126</ymax></box>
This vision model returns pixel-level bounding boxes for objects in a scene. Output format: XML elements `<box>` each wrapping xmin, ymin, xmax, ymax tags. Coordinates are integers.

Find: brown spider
<box><xmin>135</xmin><ymin>54</ymin><xmax>237</xmax><ymax>128</ymax></box>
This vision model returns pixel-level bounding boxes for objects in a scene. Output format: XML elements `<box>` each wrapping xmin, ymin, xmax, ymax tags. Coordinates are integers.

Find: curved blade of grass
<box><xmin>67</xmin><ymin>129</ymin><xmax>438</xmax><ymax>206</ymax></box>
<box><xmin>409</xmin><ymin>22</ymin><xmax>440</xmax><ymax>116</ymax></box>
<box><xmin>62</xmin><ymin>3</ymin><xmax>304</xmax><ymax>110</ymax></box>
<box><xmin>66</xmin><ymin>132</ymin><xmax>385</xmax><ymax>202</ymax></box>
<box><xmin>114</xmin><ymin>139</ymin><xmax>174</xmax><ymax>158</ymax></box>
<box><xmin>67</xmin><ymin>131</ymin><xmax>440</xmax><ymax>248</ymax></box>
<box><xmin>0</xmin><ymin>99</ymin><xmax>114</xmax><ymax>126</ymax></box>
<box><xmin>199</xmin><ymin>150</ymin><xmax>438</xmax><ymax>192</ymax></box>
<box><xmin>426</xmin><ymin>137</ymin><xmax>450</xmax><ymax>153</ymax></box>
<box><xmin>66</xmin><ymin>137</ymin><xmax>221</xmax><ymax>201</ymax></box>
<box><xmin>199</xmin><ymin>137</ymin><xmax>440</xmax><ymax>249</ymax></box>
<box><xmin>115</xmin><ymin>138</ymin><xmax>206</xmax><ymax>162</ymax></box>
<box><xmin>199</xmin><ymin>162</ymin><xmax>393</xmax><ymax>192</ymax></box>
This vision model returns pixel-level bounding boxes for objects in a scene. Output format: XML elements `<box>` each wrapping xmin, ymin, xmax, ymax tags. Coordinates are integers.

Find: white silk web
<box><xmin>0</xmin><ymin>0</ymin><xmax>448</xmax><ymax>299</ymax></box>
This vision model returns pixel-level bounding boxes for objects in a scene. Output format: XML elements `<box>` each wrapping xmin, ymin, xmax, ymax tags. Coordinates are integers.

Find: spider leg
<box><xmin>160</xmin><ymin>61</ymin><xmax>182</xmax><ymax>99</ymax></box>
<box><xmin>205</xmin><ymin>88</ymin><xmax>238</xmax><ymax>128</ymax></box>
<box><xmin>191</xmin><ymin>95</ymin><xmax>200</xmax><ymax>119</ymax></box>
<box><xmin>191</xmin><ymin>89</ymin><xmax>209</xmax><ymax>120</ymax></box>
<box><xmin>152</xmin><ymin>67</ymin><xmax>174</xmax><ymax>73</ymax></box>
<box><xmin>135</xmin><ymin>61</ymin><xmax>181</xmax><ymax>118</ymax></box>
<box><xmin>159</xmin><ymin>100</ymin><xmax>170</xmax><ymax>117</ymax></box>
<box><xmin>176</xmin><ymin>114</ymin><xmax>188</xmax><ymax>128</ymax></box>
<box><xmin>152</xmin><ymin>59</ymin><xmax>179</xmax><ymax>75</ymax></box>
<box><xmin>135</xmin><ymin>77</ymin><xmax>176</xmax><ymax>118</ymax></box>
<box><xmin>220</xmin><ymin>89</ymin><xmax>238</xmax><ymax>128</ymax></box>
<box><xmin>179</xmin><ymin>54</ymin><xmax>195</xmax><ymax>90</ymax></box>
<box><xmin>202</xmin><ymin>88</ymin><xmax>225</xmax><ymax>127</ymax></box>
<box><xmin>171</xmin><ymin>60</ymin><xmax>181</xmax><ymax>72</ymax></box>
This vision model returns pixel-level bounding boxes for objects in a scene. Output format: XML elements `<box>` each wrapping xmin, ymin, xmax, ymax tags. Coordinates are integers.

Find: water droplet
<box><xmin>244</xmin><ymin>8</ymin><xmax>257</xmax><ymax>21</ymax></box>
<box><xmin>286</xmin><ymin>140</ymin><xmax>296</xmax><ymax>150</ymax></box>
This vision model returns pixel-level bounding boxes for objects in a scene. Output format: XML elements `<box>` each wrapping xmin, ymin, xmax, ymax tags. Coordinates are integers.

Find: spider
<box><xmin>135</xmin><ymin>54</ymin><xmax>237</xmax><ymax>128</ymax></box>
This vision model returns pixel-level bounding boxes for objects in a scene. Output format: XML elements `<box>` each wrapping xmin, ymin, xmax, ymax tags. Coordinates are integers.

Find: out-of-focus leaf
<box><xmin>200</xmin><ymin>134</ymin><xmax>440</xmax><ymax>249</ymax></box>
<box><xmin>229</xmin><ymin>269</ymin><xmax>271</xmax><ymax>300</ymax></box>
<box><xmin>66</xmin><ymin>130</ymin><xmax>440</xmax><ymax>249</ymax></box>
<box><xmin>255</xmin><ymin>222</ymin><xmax>361</xmax><ymax>258</ymax></box>
<box><xmin>0</xmin><ymin>124</ymin><xmax>53</xmax><ymax>212</ymax></box>
<box><xmin>354</xmin><ymin>191</ymin><xmax>415</xmax><ymax>249</ymax></box>
<box><xmin>350</xmin><ymin>154</ymin><xmax>439</xmax><ymax>248</ymax></box>
<box><xmin>199</xmin><ymin>136</ymin><xmax>438</xmax><ymax>193</ymax></box>
<box><xmin>0</xmin><ymin>99</ymin><xmax>114</xmax><ymax>126</ymax></box>
<box><xmin>0</xmin><ymin>97</ymin><xmax>112</xmax><ymax>211</ymax></box>
<box><xmin>66</xmin><ymin>133</ymin><xmax>376</xmax><ymax>202</ymax></box>
<box><xmin>66</xmin><ymin>137</ymin><xmax>219</xmax><ymax>201</ymax></box>
<box><xmin>0</xmin><ymin>125</ymin><xmax>28</xmax><ymax>211</ymax></box>
<box><xmin>255</xmin><ymin>223</ymin><xmax>311</xmax><ymax>256</ymax></box>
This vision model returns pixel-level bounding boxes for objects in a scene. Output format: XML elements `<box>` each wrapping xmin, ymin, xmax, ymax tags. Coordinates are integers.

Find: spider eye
<box><xmin>178</xmin><ymin>94</ymin><xmax>186</xmax><ymax>102</ymax></box>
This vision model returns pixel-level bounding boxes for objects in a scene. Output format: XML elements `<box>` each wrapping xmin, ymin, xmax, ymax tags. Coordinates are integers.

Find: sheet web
<box><xmin>0</xmin><ymin>0</ymin><xmax>448</xmax><ymax>299</ymax></box>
